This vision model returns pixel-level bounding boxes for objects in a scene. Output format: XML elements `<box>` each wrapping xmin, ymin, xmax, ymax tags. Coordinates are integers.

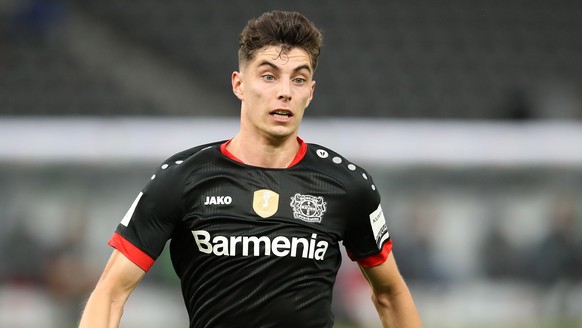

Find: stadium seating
<box><xmin>1</xmin><ymin>0</ymin><xmax>580</xmax><ymax>119</ymax></box>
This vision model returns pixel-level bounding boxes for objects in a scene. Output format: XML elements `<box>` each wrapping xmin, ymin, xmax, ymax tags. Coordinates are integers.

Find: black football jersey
<box><xmin>109</xmin><ymin>138</ymin><xmax>392</xmax><ymax>328</ymax></box>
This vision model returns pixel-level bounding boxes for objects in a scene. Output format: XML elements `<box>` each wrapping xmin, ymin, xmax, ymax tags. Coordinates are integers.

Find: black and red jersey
<box><xmin>109</xmin><ymin>138</ymin><xmax>392</xmax><ymax>328</ymax></box>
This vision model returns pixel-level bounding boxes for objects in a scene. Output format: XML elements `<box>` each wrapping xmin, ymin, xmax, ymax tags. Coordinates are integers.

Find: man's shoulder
<box><xmin>166</xmin><ymin>140</ymin><xmax>225</xmax><ymax>163</ymax></box>
<box><xmin>305</xmin><ymin>143</ymin><xmax>357</xmax><ymax>169</ymax></box>
<box><xmin>304</xmin><ymin>142</ymin><xmax>374</xmax><ymax>186</ymax></box>
<box><xmin>153</xmin><ymin>141</ymin><xmax>226</xmax><ymax>177</ymax></box>
<box><xmin>304</xmin><ymin>142</ymin><xmax>381</xmax><ymax>211</ymax></box>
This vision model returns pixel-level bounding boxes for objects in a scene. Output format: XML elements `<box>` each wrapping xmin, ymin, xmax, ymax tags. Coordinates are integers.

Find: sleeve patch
<box><xmin>370</xmin><ymin>204</ymin><xmax>390</xmax><ymax>250</ymax></box>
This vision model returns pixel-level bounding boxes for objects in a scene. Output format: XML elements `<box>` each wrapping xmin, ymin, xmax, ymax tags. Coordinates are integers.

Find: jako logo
<box><xmin>204</xmin><ymin>196</ymin><xmax>232</xmax><ymax>205</ymax></box>
<box><xmin>192</xmin><ymin>230</ymin><xmax>329</xmax><ymax>260</ymax></box>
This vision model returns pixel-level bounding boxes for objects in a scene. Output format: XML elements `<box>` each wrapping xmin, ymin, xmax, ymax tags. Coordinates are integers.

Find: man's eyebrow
<box><xmin>257</xmin><ymin>60</ymin><xmax>312</xmax><ymax>74</ymax></box>
<box><xmin>293</xmin><ymin>64</ymin><xmax>312</xmax><ymax>74</ymax></box>
<box><xmin>257</xmin><ymin>60</ymin><xmax>279</xmax><ymax>71</ymax></box>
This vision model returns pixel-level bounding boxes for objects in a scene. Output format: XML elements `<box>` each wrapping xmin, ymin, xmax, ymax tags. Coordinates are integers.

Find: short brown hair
<box><xmin>238</xmin><ymin>10</ymin><xmax>323</xmax><ymax>71</ymax></box>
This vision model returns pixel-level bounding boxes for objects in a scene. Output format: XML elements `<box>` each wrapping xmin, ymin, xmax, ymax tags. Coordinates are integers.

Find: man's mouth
<box><xmin>270</xmin><ymin>110</ymin><xmax>293</xmax><ymax>119</ymax></box>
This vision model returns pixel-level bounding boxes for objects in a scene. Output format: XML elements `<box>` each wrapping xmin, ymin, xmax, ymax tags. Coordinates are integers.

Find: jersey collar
<box><xmin>220</xmin><ymin>137</ymin><xmax>307</xmax><ymax>168</ymax></box>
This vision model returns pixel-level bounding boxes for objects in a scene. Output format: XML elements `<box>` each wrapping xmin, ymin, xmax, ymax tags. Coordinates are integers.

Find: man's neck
<box><xmin>225</xmin><ymin>133</ymin><xmax>300</xmax><ymax>169</ymax></box>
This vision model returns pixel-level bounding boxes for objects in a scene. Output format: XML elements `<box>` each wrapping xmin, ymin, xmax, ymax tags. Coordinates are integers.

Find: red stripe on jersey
<box><xmin>348</xmin><ymin>239</ymin><xmax>393</xmax><ymax>268</ymax></box>
<box><xmin>220</xmin><ymin>137</ymin><xmax>307</xmax><ymax>168</ymax></box>
<box><xmin>108</xmin><ymin>232</ymin><xmax>154</xmax><ymax>272</ymax></box>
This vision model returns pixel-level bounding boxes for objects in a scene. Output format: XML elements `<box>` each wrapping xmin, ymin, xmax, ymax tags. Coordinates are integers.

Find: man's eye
<box><xmin>293</xmin><ymin>78</ymin><xmax>306</xmax><ymax>84</ymax></box>
<box><xmin>263</xmin><ymin>75</ymin><xmax>275</xmax><ymax>81</ymax></box>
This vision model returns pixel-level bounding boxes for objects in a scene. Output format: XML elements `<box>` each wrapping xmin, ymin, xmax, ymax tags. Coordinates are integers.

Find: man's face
<box><xmin>232</xmin><ymin>46</ymin><xmax>316</xmax><ymax>141</ymax></box>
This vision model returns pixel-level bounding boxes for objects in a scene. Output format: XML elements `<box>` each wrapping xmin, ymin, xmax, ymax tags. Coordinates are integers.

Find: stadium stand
<box><xmin>1</xmin><ymin>0</ymin><xmax>581</xmax><ymax>119</ymax></box>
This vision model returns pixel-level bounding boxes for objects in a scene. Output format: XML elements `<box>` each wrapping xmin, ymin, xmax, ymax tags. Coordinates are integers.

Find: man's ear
<box><xmin>232</xmin><ymin>71</ymin><xmax>243</xmax><ymax>100</ymax></box>
<box><xmin>306</xmin><ymin>80</ymin><xmax>316</xmax><ymax>108</ymax></box>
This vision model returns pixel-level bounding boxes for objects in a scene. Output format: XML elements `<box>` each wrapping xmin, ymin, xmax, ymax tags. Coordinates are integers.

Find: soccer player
<box><xmin>79</xmin><ymin>10</ymin><xmax>422</xmax><ymax>328</ymax></box>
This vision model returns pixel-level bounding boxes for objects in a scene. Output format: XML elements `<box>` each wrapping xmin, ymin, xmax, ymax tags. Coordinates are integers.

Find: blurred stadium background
<box><xmin>1</xmin><ymin>1</ymin><xmax>581</xmax><ymax>327</ymax></box>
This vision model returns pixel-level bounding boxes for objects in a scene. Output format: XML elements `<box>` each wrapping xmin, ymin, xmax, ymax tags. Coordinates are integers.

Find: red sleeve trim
<box><xmin>348</xmin><ymin>240</ymin><xmax>393</xmax><ymax>268</ymax></box>
<box><xmin>108</xmin><ymin>232</ymin><xmax>155</xmax><ymax>272</ymax></box>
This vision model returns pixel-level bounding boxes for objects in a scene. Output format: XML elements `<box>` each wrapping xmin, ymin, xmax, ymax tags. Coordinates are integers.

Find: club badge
<box><xmin>290</xmin><ymin>193</ymin><xmax>327</xmax><ymax>223</ymax></box>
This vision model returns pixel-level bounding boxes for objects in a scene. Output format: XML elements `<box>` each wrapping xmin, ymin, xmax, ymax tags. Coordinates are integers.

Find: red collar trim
<box><xmin>220</xmin><ymin>140</ymin><xmax>245</xmax><ymax>165</ymax></box>
<box><xmin>220</xmin><ymin>137</ymin><xmax>307</xmax><ymax>168</ymax></box>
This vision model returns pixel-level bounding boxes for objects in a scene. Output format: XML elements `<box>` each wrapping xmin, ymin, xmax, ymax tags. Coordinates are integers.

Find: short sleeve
<box><xmin>109</xmin><ymin>160</ymin><xmax>185</xmax><ymax>271</ymax></box>
<box><xmin>342</xmin><ymin>170</ymin><xmax>392</xmax><ymax>268</ymax></box>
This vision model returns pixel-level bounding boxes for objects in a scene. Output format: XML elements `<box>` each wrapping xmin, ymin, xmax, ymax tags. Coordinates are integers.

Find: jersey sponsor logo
<box><xmin>191</xmin><ymin>230</ymin><xmax>329</xmax><ymax>260</ymax></box>
<box><xmin>369</xmin><ymin>204</ymin><xmax>390</xmax><ymax>249</ymax></box>
<box><xmin>290</xmin><ymin>194</ymin><xmax>327</xmax><ymax>223</ymax></box>
<box><xmin>252</xmin><ymin>189</ymin><xmax>279</xmax><ymax>218</ymax></box>
<box><xmin>204</xmin><ymin>195</ymin><xmax>233</xmax><ymax>205</ymax></box>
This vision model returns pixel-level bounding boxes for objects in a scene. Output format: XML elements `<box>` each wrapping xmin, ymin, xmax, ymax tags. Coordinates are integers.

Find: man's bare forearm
<box><xmin>372</xmin><ymin>286</ymin><xmax>422</xmax><ymax>328</ymax></box>
<box><xmin>79</xmin><ymin>288</ymin><xmax>124</xmax><ymax>328</ymax></box>
<box><xmin>79</xmin><ymin>250</ymin><xmax>145</xmax><ymax>328</ymax></box>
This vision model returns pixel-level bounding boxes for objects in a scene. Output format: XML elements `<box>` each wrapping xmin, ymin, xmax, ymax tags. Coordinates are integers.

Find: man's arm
<box><xmin>79</xmin><ymin>249</ymin><xmax>146</xmax><ymax>328</ymax></box>
<box><xmin>360</xmin><ymin>252</ymin><xmax>422</xmax><ymax>328</ymax></box>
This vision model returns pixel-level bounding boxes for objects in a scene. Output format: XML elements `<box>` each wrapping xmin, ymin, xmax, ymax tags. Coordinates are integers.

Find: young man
<box><xmin>79</xmin><ymin>10</ymin><xmax>422</xmax><ymax>328</ymax></box>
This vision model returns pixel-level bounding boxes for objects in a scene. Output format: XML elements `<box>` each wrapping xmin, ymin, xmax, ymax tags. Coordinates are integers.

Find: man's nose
<box><xmin>278</xmin><ymin>80</ymin><xmax>291</xmax><ymax>101</ymax></box>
